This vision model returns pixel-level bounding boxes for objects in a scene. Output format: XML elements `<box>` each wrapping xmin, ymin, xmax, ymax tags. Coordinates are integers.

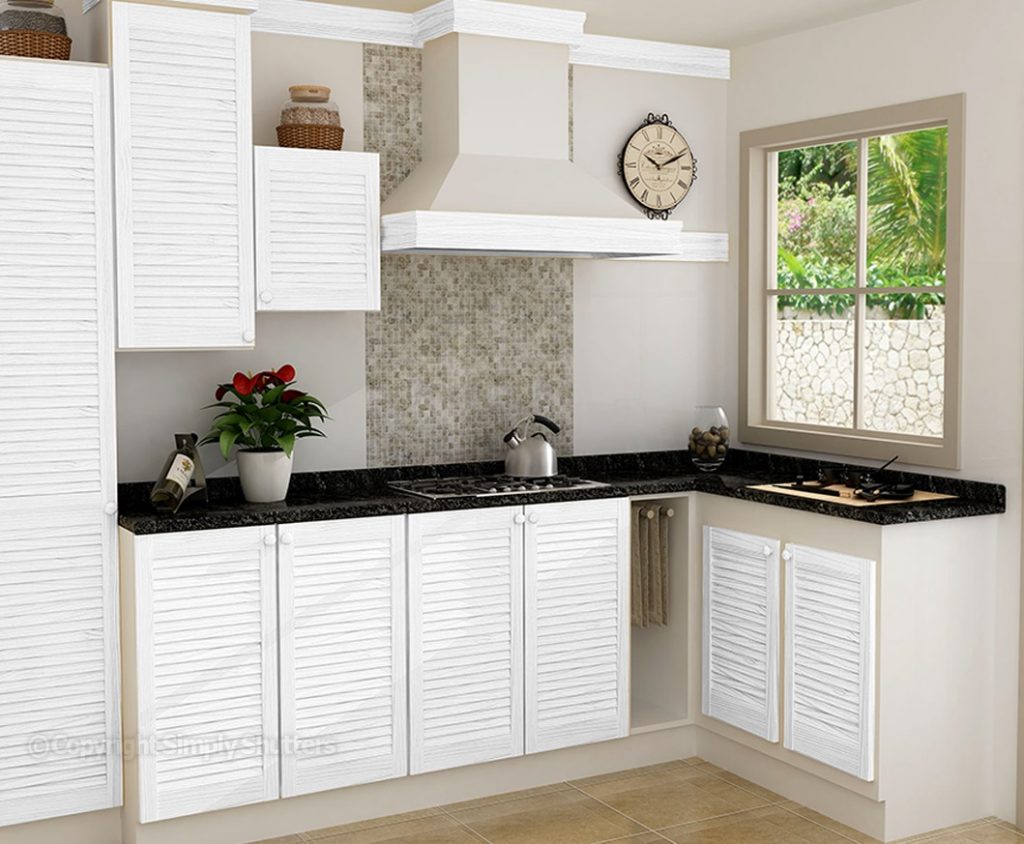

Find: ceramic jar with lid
<box><xmin>0</xmin><ymin>0</ymin><xmax>71</xmax><ymax>59</ymax></box>
<box><xmin>276</xmin><ymin>85</ymin><xmax>345</xmax><ymax>150</ymax></box>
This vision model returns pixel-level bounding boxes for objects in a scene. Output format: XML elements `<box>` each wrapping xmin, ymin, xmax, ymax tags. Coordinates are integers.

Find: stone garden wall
<box><xmin>774</xmin><ymin>313</ymin><xmax>944</xmax><ymax>436</ymax></box>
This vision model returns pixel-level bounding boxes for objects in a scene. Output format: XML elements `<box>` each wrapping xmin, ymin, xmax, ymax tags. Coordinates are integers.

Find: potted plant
<box><xmin>200</xmin><ymin>364</ymin><xmax>328</xmax><ymax>504</ymax></box>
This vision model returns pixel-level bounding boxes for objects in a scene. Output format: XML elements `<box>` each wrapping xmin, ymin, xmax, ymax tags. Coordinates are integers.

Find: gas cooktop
<box><xmin>388</xmin><ymin>474</ymin><xmax>608</xmax><ymax>500</ymax></box>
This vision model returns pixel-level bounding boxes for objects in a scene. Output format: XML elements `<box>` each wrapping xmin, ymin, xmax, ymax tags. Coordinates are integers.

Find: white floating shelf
<box><xmin>412</xmin><ymin>0</ymin><xmax>585</xmax><ymax>48</ymax></box>
<box><xmin>380</xmin><ymin>211</ymin><xmax>712</xmax><ymax>260</ymax></box>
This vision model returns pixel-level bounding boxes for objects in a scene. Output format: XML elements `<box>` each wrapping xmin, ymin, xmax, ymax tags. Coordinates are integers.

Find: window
<box><xmin>740</xmin><ymin>96</ymin><xmax>963</xmax><ymax>468</ymax></box>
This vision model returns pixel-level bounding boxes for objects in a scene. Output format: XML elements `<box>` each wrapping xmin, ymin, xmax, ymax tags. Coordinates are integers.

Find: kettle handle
<box><xmin>532</xmin><ymin>415</ymin><xmax>561</xmax><ymax>434</ymax></box>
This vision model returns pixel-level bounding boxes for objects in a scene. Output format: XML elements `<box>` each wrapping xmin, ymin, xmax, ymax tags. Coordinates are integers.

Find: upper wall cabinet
<box><xmin>113</xmin><ymin>2</ymin><xmax>255</xmax><ymax>350</ymax></box>
<box><xmin>255</xmin><ymin>147</ymin><xmax>381</xmax><ymax>312</ymax></box>
<box><xmin>0</xmin><ymin>57</ymin><xmax>121</xmax><ymax>827</ymax></box>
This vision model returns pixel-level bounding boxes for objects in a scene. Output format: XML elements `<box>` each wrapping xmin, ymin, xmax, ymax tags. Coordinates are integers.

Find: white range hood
<box><xmin>380</xmin><ymin>32</ymin><xmax>686</xmax><ymax>258</ymax></box>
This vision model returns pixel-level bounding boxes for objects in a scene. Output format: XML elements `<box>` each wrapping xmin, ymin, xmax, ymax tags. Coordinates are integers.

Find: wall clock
<box><xmin>618</xmin><ymin>113</ymin><xmax>697</xmax><ymax>220</ymax></box>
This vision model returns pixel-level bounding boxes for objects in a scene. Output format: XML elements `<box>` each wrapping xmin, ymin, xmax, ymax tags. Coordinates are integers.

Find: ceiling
<box><xmin>323</xmin><ymin>0</ymin><xmax>924</xmax><ymax>47</ymax></box>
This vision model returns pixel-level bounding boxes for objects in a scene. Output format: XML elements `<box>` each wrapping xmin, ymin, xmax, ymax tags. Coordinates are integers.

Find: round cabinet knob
<box><xmin>528</xmin><ymin>514</ymin><xmax>539</xmax><ymax>524</ymax></box>
<box><xmin>514</xmin><ymin>514</ymin><xmax>526</xmax><ymax>525</ymax></box>
<box><xmin>260</xmin><ymin>291</ymin><xmax>273</xmax><ymax>304</ymax></box>
<box><xmin>782</xmin><ymin>549</ymin><xmax>792</xmax><ymax>561</ymax></box>
<box><xmin>104</xmin><ymin>502</ymin><xmax>117</xmax><ymax>516</ymax></box>
<box><xmin>242</xmin><ymin>330</ymin><xmax>255</xmax><ymax>343</ymax></box>
<box><xmin>263</xmin><ymin>534</ymin><xmax>277</xmax><ymax>547</ymax></box>
<box><xmin>280</xmin><ymin>533</ymin><xmax>294</xmax><ymax>546</ymax></box>
<box><xmin>763</xmin><ymin>545</ymin><xmax>773</xmax><ymax>557</ymax></box>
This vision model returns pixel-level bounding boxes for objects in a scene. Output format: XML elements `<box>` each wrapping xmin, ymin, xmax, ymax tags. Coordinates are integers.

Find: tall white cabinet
<box><xmin>0</xmin><ymin>57</ymin><xmax>121</xmax><ymax>827</ymax></box>
<box><xmin>112</xmin><ymin>2</ymin><xmax>255</xmax><ymax>349</ymax></box>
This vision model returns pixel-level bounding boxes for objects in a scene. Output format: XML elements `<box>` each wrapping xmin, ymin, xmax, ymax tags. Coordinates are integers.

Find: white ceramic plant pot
<box><xmin>237</xmin><ymin>449</ymin><xmax>294</xmax><ymax>504</ymax></box>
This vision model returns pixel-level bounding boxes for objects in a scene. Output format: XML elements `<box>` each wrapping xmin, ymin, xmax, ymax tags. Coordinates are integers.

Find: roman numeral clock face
<box><xmin>620</xmin><ymin>118</ymin><xmax>696</xmax><ymax>218</ymax></box>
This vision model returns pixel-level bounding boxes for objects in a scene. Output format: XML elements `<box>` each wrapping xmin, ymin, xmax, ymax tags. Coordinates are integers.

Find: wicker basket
<box><xmin>277</xmin><ymin>124</ymin><xmax>344</xmax><ymax>151</ymax></box>
<box><xmin>0</xmin><ymin>29</ymin><xmax>71</xmax><ymax>60</ymax></box>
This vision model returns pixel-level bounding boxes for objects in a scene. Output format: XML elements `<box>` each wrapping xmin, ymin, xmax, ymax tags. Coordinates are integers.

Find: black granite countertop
<box><xmin>117</xmin><ymin>449</ymin><xmax>1006</xmax><ymax>535</ymax></box>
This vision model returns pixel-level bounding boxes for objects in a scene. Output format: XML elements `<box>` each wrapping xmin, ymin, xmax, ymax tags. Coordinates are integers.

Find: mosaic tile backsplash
<box><xmin>363</xmin><ymin>44</ymin><xmax>575</xmax><ymax>467</ymax></box>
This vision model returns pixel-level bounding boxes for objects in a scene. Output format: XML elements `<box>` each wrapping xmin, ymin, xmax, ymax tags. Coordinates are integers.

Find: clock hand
<box><xmin>643</xmin><ymin>153</ymin><xmax>663</xmax><ymax>170</ymax></box>
<box><xmin>660</xmin><ymin>152</ymin><xmax>688</xmax><ymax>167</ymax></box>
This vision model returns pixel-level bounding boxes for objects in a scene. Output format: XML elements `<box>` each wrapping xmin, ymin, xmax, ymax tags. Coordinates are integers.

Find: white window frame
<box><xmin>739</xmin><ymin>95</ymin><xmax>964</xmax><ymax>469</ymax></box>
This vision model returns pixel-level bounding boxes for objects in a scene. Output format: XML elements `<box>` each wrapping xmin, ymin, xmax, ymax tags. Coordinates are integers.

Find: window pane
<box><xmin>776</xmin><ymin>140</ymin><xmax>858</xmax><ymax>290</ymax></box>
<box><xmin>863</xmin><ymin>292</ymin><xmax>945</xmax><ymax>437</ymax></box>
<box><xmin>867</xmin><ymin>126</ymin><xmax>948</xmax><ymax>289</ymax></box>
<box><xmin>770</xmin><ymin>294</ymin><xmax>855</xmax><ymax>427</ymax></box>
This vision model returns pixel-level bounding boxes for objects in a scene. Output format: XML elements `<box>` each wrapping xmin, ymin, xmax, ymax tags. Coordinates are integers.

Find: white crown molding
<box><xmin>571</xmin><ymin>34</ymin><xmax>730</xmax><ymax>80</ymax></box>
<box><xmin>381</xmin><ymin>210</ymin><xmax>698</xmax><ymax>259</ymax></box>
<box><xmin>615</xmin><ymin>232</ymin><xmax>730</xmax><ymax>262</ymax></box>
<box><xmin>412</xmin><ymin>0</ymin><xmax>586</xmax><ymax>48</ymax></box>
<box><xmin>251</xmin><ymin>0</ymin><xmax>416</xmax><ymax>45</ymax></box>
<box><xmin>250</xmin><ymin>0</ymin><xmax>730</xmax><ymax>81</ymax></box>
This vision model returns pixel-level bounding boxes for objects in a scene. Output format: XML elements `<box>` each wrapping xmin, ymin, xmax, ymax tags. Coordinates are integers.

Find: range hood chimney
<box><xmin>380</xmin><ymin>32</ymin><xmax>686</xmax><ymax>258</ymax></box>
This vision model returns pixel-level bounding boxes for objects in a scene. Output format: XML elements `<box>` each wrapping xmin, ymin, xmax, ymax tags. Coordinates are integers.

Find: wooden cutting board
<box><xmin>747</xmin><ymin>483</ymin><xmax>958</xmax><ymax>507</ymax></box>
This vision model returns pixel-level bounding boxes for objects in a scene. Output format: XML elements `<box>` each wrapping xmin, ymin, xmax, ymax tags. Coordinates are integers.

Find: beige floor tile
<box><xmin>449</xmin><ymin>787</ymin><xmax>646</xmax><ymax>844</ymax></box>
<box><xmin>441</xmin><ymin>782</ymin><xmax>572</xmax><ymax>813</ymax></box>
<box><xmin>895</xmin><ymin>819</ymin><xmax>1001</xmax><ymax>842</ymax></box>
<box><xmin>955</xmin><ymin>824</ymin><xmax>1024</xmax><ymax>842</ymax></box>
<box><xmin>570</xmin><ymin>761</ymin><xmax>695</xmax><ymax>789</ymax></box>
<box><xmin>686</xmin><ymin>763</ymin><xmax>785</xmax><ymax>804</ymax></box>
<box><xmin>657</xmin><ymin>805</ymin><xmax>856</xmax><ymax>843</ymax></box>
<box><xmin>573</xmin><ymin>768</ymin><xmax>770</xmax><ymax>829</ymax></box>
<box><xmin>306</xmin><ymin>815</ymin><xmax>483</xmax><ymax>844</ymax></box>
<box><xmin>779</xmin><ymin>802</ymin><xmax>881</xmax><ymax>843</ymax></box>
<box><xmin>304</xmin><ymin>808</ymin><xmax>445</xmax><ymax>840</ymax></box>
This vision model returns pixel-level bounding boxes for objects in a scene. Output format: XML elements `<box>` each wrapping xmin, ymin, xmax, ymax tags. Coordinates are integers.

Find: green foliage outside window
<box><xmin>776</xmin><ymin>127</ymin><xmax>948</xmax><ymax>319</ymax></box>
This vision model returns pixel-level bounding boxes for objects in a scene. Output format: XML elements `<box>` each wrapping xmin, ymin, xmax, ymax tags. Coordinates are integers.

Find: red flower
<box><xmin>232</xmin><ymin>371</ymin><xmax>255</xmax><ymax>396</ymax></box>
<box><xmin>276</xmin><ymin>364</ymin><xmax>296</xmax><ymax>383</ymax></box>
<box><xmin>281</xmin><ymin>389</ymin><xmax>306</xmax><ymax>402</ymax></box>
<box><xmin>215</xmin><ymin>384</ymin><xmax>230</xmax><ymax>401</ymax></box>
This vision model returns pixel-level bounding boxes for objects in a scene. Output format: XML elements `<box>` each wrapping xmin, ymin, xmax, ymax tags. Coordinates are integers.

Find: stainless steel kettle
<box><xmin>503</xmin><ymin>415</ymin><xmax>560</xmax><ymax>478</ymax></box>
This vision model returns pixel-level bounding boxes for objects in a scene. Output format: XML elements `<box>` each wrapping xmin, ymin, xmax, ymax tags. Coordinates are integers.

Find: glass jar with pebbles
<box><xmin>277</xmin><ymin>84</ymin><xmax>344</xmax><ymax>151</ymax></box>
<box><xmin>690</xmin><ymin>406</ymin><xmax>730</xmax><ymax>472</ymax></box>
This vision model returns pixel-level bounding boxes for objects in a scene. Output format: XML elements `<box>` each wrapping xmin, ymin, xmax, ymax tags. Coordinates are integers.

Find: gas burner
<box><xmin>389</xmin><ymin>474</ymin><xmax>608</xmax><ymax>501</ymax></box>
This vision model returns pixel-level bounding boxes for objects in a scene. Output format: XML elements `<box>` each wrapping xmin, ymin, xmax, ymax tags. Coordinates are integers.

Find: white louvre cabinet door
<box><xmin>133</xmin><ymin>527</ymin><xmax>278</xmax><ymax>822</ymax></box>
<box><xmin>255</xmin><ymin>147</ymin><xmax>380</xmax><ymax>311</ymax></box>
<box><xmin>278</xmin><ymin>517</ymin><xmax>406</xmax><ymax>797</ymax></box>
<box><xmin>408</xmin><ymin>507</ymin><xmax>524</xmax><ymax>774</ymax></box>
<box><xmin>525</xmin><ymin>499</ymin><xmax>630</xmax><ymax>753</ymax></box>
<box><xmin>0</xmin><ymin>58</ymin><xmax>116</xmax><ymax>501</ymax></box>
<box><xmin>113</xmin><ymin>3</ymin><xmax>255</xmax><ymax>349</ymax></box>
<box><xmin>0</xmin><ymin>498</ymin><xmax>121</xmax><ymax>827</ymax></box>
<box><xmin>784</xmin><ymin>544</ymin><xmax>877</xmax><ymax>781</ymax></box>
<box><xmin>702</xmin><ymin>526</ymin><xmax>780</xmax><ymax>742</ymax></box>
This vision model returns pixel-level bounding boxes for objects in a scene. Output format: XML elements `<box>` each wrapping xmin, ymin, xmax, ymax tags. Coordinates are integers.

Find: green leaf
<box><xmin>274</xmin><ymin>432</ymin><xmax>296</xmax><ymax>457</ymax></box>
<box><xmin>263</xmin><ymin>383</ymin><xmax>287</xmax><ymax>405</ymax></box>
<box><xmin>219</xmin><ymin>428</ymin><xmax>240</xmax><ymax>461</ymax></box>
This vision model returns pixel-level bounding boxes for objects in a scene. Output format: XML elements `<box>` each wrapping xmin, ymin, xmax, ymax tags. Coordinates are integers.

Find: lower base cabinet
<box><xmin>408</xmin><ymin>499</ymin><xmax>630</xmax><ymax>774</ymax></box>
<box><xmin>125</xmin><ymin>500</ymin><xmax>630</xmax><ymax>821</ymax></box>
<box><xmin>701</xmin><ymin>524</ymin><xmax>877</xmax><ymax>782</ymax></box>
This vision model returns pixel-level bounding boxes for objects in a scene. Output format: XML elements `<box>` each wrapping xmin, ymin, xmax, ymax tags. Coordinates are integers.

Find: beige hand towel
<box><xmin>631</xmin><ymin>505</ymin><xmax>644</xmax><ymax>626</ymax></box>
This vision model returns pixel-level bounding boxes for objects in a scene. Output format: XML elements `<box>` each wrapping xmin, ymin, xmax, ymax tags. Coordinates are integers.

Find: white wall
<box><xmin>727</xmin><ymin>0</ymin><xmax>1024</xmax><ymax>821</ymax></box>
<box><xmin>571</xmin><ymin>65</ymin><xmax>731</xmax><ymax>454</ymax></box>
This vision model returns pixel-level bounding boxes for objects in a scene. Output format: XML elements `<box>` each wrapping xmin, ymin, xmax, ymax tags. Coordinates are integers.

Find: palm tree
<box><xmin>867</xmin><ymin>127</ymin><xmax>948</xmax><ymax>277</ymax></box>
